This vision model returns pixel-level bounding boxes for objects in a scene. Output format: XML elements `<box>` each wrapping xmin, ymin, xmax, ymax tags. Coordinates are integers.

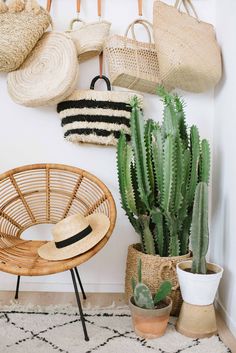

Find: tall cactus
<box><xmin>117</xmin><ymin>88</ymin><xmax>211</xmax><ymax>256</ymax></box>
<box><xmin>191</xmin><ymin>182</ymin><xmax>209</xmax><ymax>274</ymax></box>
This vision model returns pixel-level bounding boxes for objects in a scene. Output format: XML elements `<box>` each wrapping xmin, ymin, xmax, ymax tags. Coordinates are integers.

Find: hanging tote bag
<box><xmin>57</xmin><ymin>75</ymin><xmax>143</xmax><ymax>146</ymax></box>
<box><xmin>7</xmin><ymin>32</ymin><xmax>79</xmax><ymax>107</ymax></box>
<box><xmin>0</xmin><ymin>0</ymin><xmax>51</xmax><ymax>72</ymax></box>
<box><xmin>153</xmin><ymin>0</ymin><xmax>222</xmax><ymax>93</ymax></box>
<box><xmin>65</xmin><ymin>0</ymin><xmax>111</xmax><ymax>62</ymax></box>
<box><xmin>104</xmin><ymin>18</ymin><xmax>161</xmax><ymax>94</ymax></box>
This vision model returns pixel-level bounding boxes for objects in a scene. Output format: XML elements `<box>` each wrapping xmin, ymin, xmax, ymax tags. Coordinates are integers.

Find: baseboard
<box><xmin>216</xmin><ymin>298</ymin><xmax>236</xmax><ymax>338</ymax></box>
<box><xmin>0</xmin><ymin>280</ymin><xmax>124</xmax><ymax>293</ymax></box>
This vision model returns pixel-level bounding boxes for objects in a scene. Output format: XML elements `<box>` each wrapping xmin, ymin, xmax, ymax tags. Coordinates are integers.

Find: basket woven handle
<box><xmin>125</xmin><ymin>19</ymin><xmax>153</xmax><ymax>43</ymax></box>
<box><xmin>175</xmin><ymin>0</ymin><xmax>199</xmax><ymax>20</ymax></box>
<box><xmin>90</xmin><ymin>75</ymin><xmax>112</xmax><ymax>91</ymax></box>
<box><xmin>69</xmin><ymin>18</ymin><xmax>86</xmax><ymax>30</ymax></box>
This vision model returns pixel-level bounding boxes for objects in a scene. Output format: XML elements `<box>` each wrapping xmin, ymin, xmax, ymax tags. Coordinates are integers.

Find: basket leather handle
<box><xmin>98</xmin><ymin>0</ymin><xmax>102</xmax><ymax>17</ymax></box>
<box><xmin>77</xmin><ymin>0</ymin><xmax>81</xmax><ymax>14</ymax></box>
<box><xmin>175</xmin><ymin>0</ymin><xmax>199</xmax><ymax>20</ymax></box>
<box><xmin>125</xmin><ymin>19</ymin><xmax>153</xmax><ymax>43</ymax></box>
<box><xmin>138</xmin><ymin>0</ymin><xmax>142</xmax><ymax>16</ymax></box>
<box><xmin>90</xmin><ymin>75</ymin><xmax>112</xmax><ymax>91</ymax></box>
<box><xmin>46</xmin><ymin>0</ymin><xmax>51</xmax><ymax>12</ymax></box>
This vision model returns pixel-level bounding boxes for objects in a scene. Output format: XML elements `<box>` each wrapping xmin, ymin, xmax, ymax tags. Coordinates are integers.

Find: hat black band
<box><xmin>55</xmin><ymin>225</ymin><xmax>93</xmax><ymax>249</ymax></box>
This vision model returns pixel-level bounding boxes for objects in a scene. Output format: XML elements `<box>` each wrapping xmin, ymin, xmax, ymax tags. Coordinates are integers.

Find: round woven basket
<box><xmin>66</xmin><ymin>20</ymin><xmax>111</xmax><ymax>62</ymax></box>
<box><xmin>0</xmin><ymin>1</ymin><xmax>51</xmax><ymax>72</ymax></box>
<box><xmin>125</xmin><ymin>244</ymin><xmax>192</xmax><ymax>316</ymax></box>
<box><xmin>7</xmin><ymin>32</ymin><xmax>79</xmax><ymax>107</ymax></box>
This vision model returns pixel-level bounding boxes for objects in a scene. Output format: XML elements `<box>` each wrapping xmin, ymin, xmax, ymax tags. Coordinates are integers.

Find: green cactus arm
<box><xmin>144</xmin><ymin>119</ymin><xmax>156</xmax><ymax>206</ymax></box>
<box><xmin>174</xmin><ymin>136</ymin><xmax>184</xmax><ymax>212</ymax></box>
<box><xmin>117</xmin><ymin>133</ymin><xmax>131</xmax><ymax>215</ymax></box>
<box><xmin>168</xmin><ymin>220</ymin><xmax>180</xmax><ymax>256</ymax></box>
<box><xmin>180</xmin><ymin>215</ymin><xmax>192</xmax><ymax>255</ymax></box>
<box><xmin>134</xmin><ymin>283</ymin><xmax>154</xmax><ymax>309</ymax></box>
<box><xmin>138</xmin><ymin>258</ymin><xmax>142</xmax><ymax>282</ymax></box>
<box><xmin>125</xmin><ymin>144</ymin><xmax>137</xmax><ymax>215</ymax></box>
<box><xmin>151</xmin><ymin>124</ymin><xmax>163</xmax><ymax>201</ymax></box>
<box><xmin>174</xmin><ymin>95</ymin><xmax>188</xmax><ymax>149</ymax></box>
<box><xmin>140</xmin><ymin>215</ymin><xmax>156</xmax><ymax>255</ymax></box>
<box><xmin>130</xmin><ymin>99</ymin><xmax>151</xmax><ymax>209</ymax></box>
<box><xmin>151</xmin><ymin>208</ymin><xmax>164</xmax><ymax>256</ymax></box>
<box><xmin>187</xmin><ymin>125</ymin><xmax>200</xmax><ymax>205</ymax></box>
<box><xmin>157</xmin><ymin>86</ymin><xmax>178</xmax><ymax>137</ymax></box>
<box><xmin>161</xmin><ymin>135</ymin><xmax>176</xmax><ymax>214</ymax></box>
<box><xmin>131</xmin><ymin>277</ymin><xmax>137</xmax><ymax>294</ymax></box>
<box><xmin>154</xmin><ymin>281</ymin><xmax>172</xmax><ymax>305</ymax></box>
<box><xmin>199</xmin><ymin>139</ymin><xmax>211</xmax><ymax>184</ymax></box>
<box><xmin>191</xmin><ymin>182</ymin><xmax>209</xmax><ymax>274</ymax></box>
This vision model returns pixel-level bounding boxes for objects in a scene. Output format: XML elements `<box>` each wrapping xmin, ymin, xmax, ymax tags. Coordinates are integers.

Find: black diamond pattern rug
<box><xmin>0</xmin><ymin>305</ymin><xmax>231</xmax><ymax>353</ymax></box>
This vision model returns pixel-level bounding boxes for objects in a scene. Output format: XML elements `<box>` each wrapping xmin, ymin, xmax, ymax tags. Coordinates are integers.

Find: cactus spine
<box><xmin>132</xmin><ymin>259</ymin><xmax>172</xmax><ymax>309</ymax></box>
<box><xmin>117</xmin><ymin>88</ymin><xmax>211</xmax><ymax>256</ymax></box>
<box><xmin>191</xmin><ymin>182</ymin><xmax>209</xmax><ymax>274</ymax></box>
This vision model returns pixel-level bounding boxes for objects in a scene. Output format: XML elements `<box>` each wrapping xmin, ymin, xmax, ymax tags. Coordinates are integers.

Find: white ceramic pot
<box><xmin>177</xmin><ymin>261</ymin><xmax>223</xmax><ymax>306</ymax></box>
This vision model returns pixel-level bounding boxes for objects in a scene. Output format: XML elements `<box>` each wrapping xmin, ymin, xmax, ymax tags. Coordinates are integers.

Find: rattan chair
<box><xmin>0</xmin><ymin>164</ymin><xmax>116</xmax><ymax>341</ymax></box>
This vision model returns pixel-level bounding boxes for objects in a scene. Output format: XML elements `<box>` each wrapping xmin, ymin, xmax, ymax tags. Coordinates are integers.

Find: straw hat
<box><xmin>38</xmin><ymin>213</ymin><xmax>110</xmax><ymax>261</ymax></box>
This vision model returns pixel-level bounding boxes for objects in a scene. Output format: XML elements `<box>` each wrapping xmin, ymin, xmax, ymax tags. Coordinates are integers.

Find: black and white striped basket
<box><xmin>57</xmin><ymin>75</ymin><xmax>143</xmax><ymax>146</ymax></box>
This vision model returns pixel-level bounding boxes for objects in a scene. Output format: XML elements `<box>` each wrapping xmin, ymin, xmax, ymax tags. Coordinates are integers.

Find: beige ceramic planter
<box><xmin>129</xmin><ymin>296</ymin><xmax>172</xmax><ymax>339</ymax></box>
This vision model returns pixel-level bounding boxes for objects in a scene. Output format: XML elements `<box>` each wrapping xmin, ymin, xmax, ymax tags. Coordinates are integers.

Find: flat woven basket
<box><xmin>57</xmin><ymin>75</ymin><xmax>143</xmax><ymax>146</ymax></box>
<box><xmin>153</xmin><ymin>0</ymin><xmax>222</xmax><ymax>93</ymax></box>
<box><xmin>0</xmin><ymin>0</ymin><xmax>51</xmax><ymax>72</ymax></box>
<box><xmin>7</xmin><ymin>32</ymin><xmax>79</xmax><ymax>107</ymax></box>
<box><xmin>66</xmin><ymin>19</ymin><xmax>111</xmax><ymax>62</ymax></box>
<box><xmin>105</xmin><ymin>19</ymin><xmax>161</xmax><ymax>94</ymax></box>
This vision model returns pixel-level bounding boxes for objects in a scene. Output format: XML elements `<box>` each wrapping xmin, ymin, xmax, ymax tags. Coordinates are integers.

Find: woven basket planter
<box><xmin>125</xmin><ymin>244</ymin><xmax>191</xmax><ymax>316</ymax></box>
<box><xmin>0</xmin><ymin>0</ymin><xmax>51</xmax><ymax>72</ymax></box>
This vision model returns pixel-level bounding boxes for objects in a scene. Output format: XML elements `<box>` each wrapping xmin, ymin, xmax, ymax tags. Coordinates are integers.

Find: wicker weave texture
<box><xmin>105</xmin><ymin>19</ymin><xmax>161</xmax><ymax>94</ymax></box>
<box><xmin>66</xmin><ymin>20</ymin><xmax>111</xmax><ymax>62</ymax></box>
<box><xmin>153</xmin><ymin>0</ymin><xmax>222</xmax><ymax>93</ymax></box>
<box><xmin>125</xmin><ymin>244</ymin><xmax>192</xmax><ymax>316</ymax></box>
<box><xmin>0</xmin><ymin>164</ymin><xmax>116</xmax><ymax>276</ymax></box>
<box><xmin>0</xmin><ymin>1</ymin><xmax>51</xmax><ymax>72</ymax></box>
<box><xmin>7</xmin><ymin>32</ymin><xmax>79</xmax><ymax>107</ymax></box>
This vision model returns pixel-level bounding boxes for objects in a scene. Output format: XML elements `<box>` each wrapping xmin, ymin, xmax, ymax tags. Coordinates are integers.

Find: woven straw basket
<box><xmin>57</xmin><ymin>75</ymin><xmax>143</xmax><ymax>146</ymax></box>
<box><xmin>7</xmin><ymin>32</ymin><xmax>79</xmax><ymax>107</ymax></box>
<box><xmin>105</xmin><ymin>19</ymin><xmax>161</xmax><ymax>94</ymax></box>
<box><xmin>153</xmin><ymin>0</ymin><xmax>222</xmax><ymax>93</ymax></box>
<box><xmin>125</xmin><ymin>244</ymin><xmax>192</xmax><ymax>316</ymax></box>
<box><xmin>66</xmin><ymin>19</ymin><xmax>111</xmax><ymax>62</ymax></box>
<box><xmin>0</xmin><ymin>0</ymin><xmax>51</xmax><ymax>73</ymax></box>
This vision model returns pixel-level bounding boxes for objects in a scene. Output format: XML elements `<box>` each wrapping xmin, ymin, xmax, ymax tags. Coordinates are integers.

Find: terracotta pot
<box><xmin>177</xmin><ymin>261</ymin><xmax>224</xmax><ymax>305</ymax></box>
<box><xmin>125</xmin><ymin>243</ymin><xmax>191</xmax><ymax>316</ymax></box>
<box><xmin>129</xmin><ymin>296</ymin><xmax>172</xmax><ymax>339</ymax></box>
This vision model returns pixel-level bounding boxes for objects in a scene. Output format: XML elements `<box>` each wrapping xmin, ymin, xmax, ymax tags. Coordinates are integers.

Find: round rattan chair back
<box><xmin>0</xmin><ymin>164</ymin><xmax>116</xmax><ymax>276</ymax></box>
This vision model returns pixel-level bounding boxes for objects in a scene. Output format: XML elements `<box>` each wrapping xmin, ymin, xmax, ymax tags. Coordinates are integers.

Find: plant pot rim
<box><xmin>130</xmin><ymin>243</ymin><xmax>191</xmax><ymax>260</ymax></box>
<box><xmin>129</xmin><ymin>296</ymin><xmax>172</xmax><ymax>314</ymax></box>
<box><xmin>177</xmin><ymin>260</ymin><xmax>224</xmax><ymax>277</ymax></box>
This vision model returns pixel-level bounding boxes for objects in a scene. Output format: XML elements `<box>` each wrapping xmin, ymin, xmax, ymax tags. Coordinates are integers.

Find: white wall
<box><xmin>211</xmin><ymin>0</ymin><xmax>236</xmax><ymax>338</ymax></box>
<box><xmin>0</xmin><ymin>0</ymin><xmax>215</xmax><ymax>293</ymax></box>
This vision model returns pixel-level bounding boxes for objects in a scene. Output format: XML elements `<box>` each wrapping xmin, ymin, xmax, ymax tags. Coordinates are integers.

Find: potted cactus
<box><xmin>117</xmin><ymin>88</ymin><xmax>211</xmax><ymax>315</ymax></box>
<box><xmin>176</xmin><ymin>182</ymin><xmax>223</xmax><ymax>337</ymax></box>
<box><xmin>130</xmin><ymin>259</ymin><xmax>172</xmax><ymax>339</ymax></box>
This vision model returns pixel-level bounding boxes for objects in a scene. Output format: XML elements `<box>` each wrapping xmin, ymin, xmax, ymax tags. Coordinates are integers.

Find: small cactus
<box><xmin>191</xmin><ymin>182</ymin><xmax>209</xmax><ymax>274</ymax></box>
<box><xmin>132</xmin><ymin>259</ymin><xmax>171</xmax><ymax>309</ymax></box>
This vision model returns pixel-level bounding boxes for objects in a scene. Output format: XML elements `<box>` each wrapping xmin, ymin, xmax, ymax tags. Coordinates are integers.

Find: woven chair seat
<box><xmin>0</xmin><ymin>164</ymin><xmax>116</xmax><ymax>276</ymax></box>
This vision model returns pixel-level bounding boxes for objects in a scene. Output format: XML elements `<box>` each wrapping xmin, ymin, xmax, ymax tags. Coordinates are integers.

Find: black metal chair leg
<box><xmin>70</xmin><ymin>269</ymin><xmax>89</xmax><ymax>341</ymax></box>
<box><xmin>74</xmin><ymin>267</ymin><xmax>87</xmax><ymax>300</ymax></box>
<box><xmin>15</xmin><ymin>275</ymin><xmax>21</xmax><ymax>300</ymax></box>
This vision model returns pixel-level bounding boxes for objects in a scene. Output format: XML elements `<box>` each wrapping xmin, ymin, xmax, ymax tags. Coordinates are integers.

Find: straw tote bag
<box><xmin>105</xmin><ymin>18</ymin><xmax>161</xmax><ymax>94</ymax></box>
<box><xmin>153</xmin><ymin>0</ymin><xmax>222</xmax><ymax>93</ymax></box>
<box><xmin>7</xmin><ymin>30</ymin><xmax>79</xmax><ymax>107</ymax></box>
<box><xmin>65</xmin><ymin>0</ymin><xmax>111</xmax><ymax>62</ymax></box>
<box><xmin>57</xmin><ymin>75</ymin><xmax>143</xmax><ymax>146</ymax></box>
<box><xmin>0</xmin><ymin>0</ymin><xmax>51</xmax><ymax>72</ymax></box>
